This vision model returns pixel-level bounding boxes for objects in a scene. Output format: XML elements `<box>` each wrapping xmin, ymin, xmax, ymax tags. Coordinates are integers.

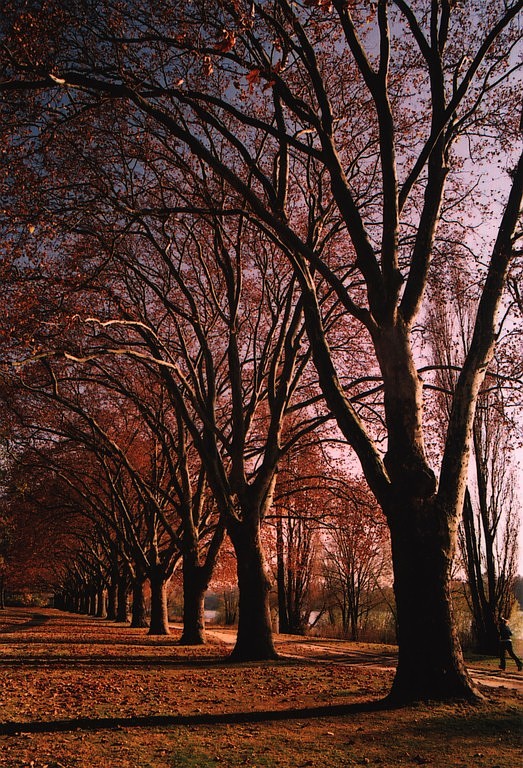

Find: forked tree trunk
<box><xmin>386</xmin><ymin>498</ymin><xmax>479</xmax><ymax>704</ymax></box>
<box><xmin>148</xmin><ymin>569</ymin><xmax>170</xmax><ymax>635</ymax></box>
<box><xmin>227</xmin><ymin>518</ymin><xmax>277</xmax><ymax>661</ymax></box>
<box><xmin>301</xmin><ymin>282</ymin><xmax>481</xmax><ymax>702</ymax></box>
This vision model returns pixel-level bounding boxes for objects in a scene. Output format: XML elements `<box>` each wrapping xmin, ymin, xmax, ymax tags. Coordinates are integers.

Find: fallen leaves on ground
<box><xmin>0</xmin><ymin>608</ymin><xmax>521</xmax><ymax>768</ymax></box>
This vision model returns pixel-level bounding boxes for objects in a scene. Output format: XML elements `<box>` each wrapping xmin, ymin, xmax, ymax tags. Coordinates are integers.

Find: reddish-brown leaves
<box><xmin>214</xmin><ymin>29</ymin><xmax>237</xmax><ymax>54</ymax></box>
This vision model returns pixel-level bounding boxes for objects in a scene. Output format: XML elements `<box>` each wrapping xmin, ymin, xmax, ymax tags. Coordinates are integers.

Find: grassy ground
<box><xmin>0</xmin><ymin>608</ymin><xmax>521</xmax><ymax>768</ymax></box>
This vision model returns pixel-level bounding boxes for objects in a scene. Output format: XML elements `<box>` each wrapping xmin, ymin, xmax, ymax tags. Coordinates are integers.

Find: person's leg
<box><xmin>506</xmin><ymin>642</ymin><xmax>523</xmax><ymax>670</ymax></box>
<box><xmin>499</xmin><ymin>643</ymin><xmax>506</xmax><ymax>670</ymax></box>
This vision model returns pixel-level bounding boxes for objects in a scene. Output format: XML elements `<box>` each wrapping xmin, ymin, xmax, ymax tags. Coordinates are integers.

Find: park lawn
<box><xmin>0</xmin><ymin>608</ymin><xmax>521</xmax><ymax>768</ymax></box>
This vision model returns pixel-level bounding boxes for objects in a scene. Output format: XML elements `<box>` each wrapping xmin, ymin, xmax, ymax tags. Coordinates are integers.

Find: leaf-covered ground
<box><xmin>0</xmin><ymin>608</ymin><xmax>521</xmax><ymax>768</ymax></box>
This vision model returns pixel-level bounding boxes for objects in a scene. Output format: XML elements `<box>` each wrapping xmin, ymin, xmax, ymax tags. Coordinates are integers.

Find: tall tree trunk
<box><xmin>130</xmin><ymin>577</ymin><xmax>148</xmax><ymax>628</ymax></box>
<box><xmin>106</xmin><ymin>579</ymin><xmax>117</xmax><ymax>621</ymax></box>
<box><xmin>276</xmin><ymin>515</ymin><xmax>290</xmax><ymax>634</ymax></box>
<box><xmin>116</xmin><ymin>575</ymin><xmax>129</xmax><ymax>623</ymax></box>
<box><xmin>223</xmin><ymin>588</ymin><xmax>238</xmax><ymax>625</ymax></box>
<box><xmin>461</xmin><ymin>489</ymin><xmax>499</xmax><ymax>654</ymax></box>
<box><xmin>287</xmin><ymin>567</ymin><xmax>306</xmax><ymax>636</ymax></box>
<box><xmin>178</xmin><ymin>516</ymin><xmax>224</xmax><ymax>644</ymax></box>
<box><xmin>228</xmin><ymin>518</ymin><xmax>277</xmax><ymax>661</ymax></box>
<box><xmin>88</xmin><ymin>584</ymin><xmax>97</xmax><ymax>616</ymax></box>
<box><xmin>301</xmin><ymin>277</ymin><xmax>482</xmax><ymax>701</ymax></box>
<box><xmin>179</xmin><ymin>555</ymin><xmax>207</xmax><ymax>645</ymax></box>
<box><xmin>79</xmin><ymin>588</ymin><xmax>89</xmax><ymax>614</ymax></box>
<box><xmin>96</xmin><ymin>583</ymin><xmax>106</xmax><ymax>618</ymax></box>
<box><xmin>148</xmin><ymin>568</ymin><xmax>170</xmax><ymax>635</ymax></box>
<box><xmin>386</xmin><ymin>498</ymin><xmax>479</xmax><ymax>704</ymax></box>
<box><xmin>348</xmin><ymin>597</ymin><xmax>359</xmax><ymax>642</ymax></box>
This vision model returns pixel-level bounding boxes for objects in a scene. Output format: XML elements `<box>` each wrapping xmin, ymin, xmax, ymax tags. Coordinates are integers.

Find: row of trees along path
<box><xmin>1</xmin><ymin>0</ymin><xmax>522</xmax><ymax>705</ymax></box>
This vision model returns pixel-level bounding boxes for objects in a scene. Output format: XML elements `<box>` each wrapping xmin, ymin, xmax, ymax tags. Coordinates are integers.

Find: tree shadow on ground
<box><xmin>282</xmin><ymin>648</ymin><xmax>398</xmax><ymax>667</ymax></box>
<box><xmin>0</xmin><ymin>652</ymin><xmax>373</xmax><ymax>671</ymax></box>
<box><xmin>0</xmin><ymin>699</ymin><xmax>390</xmax><ymax>736</ymax></box>
<box><xmin>0</xmin><ymin>655</ymin><xmax>233</xmax><ymax>668</ymax></box>
<box><xmin>0</xmin><ymin>613</ymin><xmax>51</xmax><ymax>634</ymax></box>
<box><xmin>0</xmin><ymin>636</ymin><xmax>205</xmax><ymax>648</ymax></box>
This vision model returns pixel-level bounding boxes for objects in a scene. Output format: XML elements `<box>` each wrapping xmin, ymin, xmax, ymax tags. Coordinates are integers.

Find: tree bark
<box><xmin>79</xmin><ymin>588</ymin><xmax>89</xmax><ymax>614</ymax></box>
<box><xmin>88</xmin><ymin>584</ymin><xmax>97</xmax><ymax>616</ymax></box>
<box><xmin>95</xmin><ymin>584</ymin><xmax>106</xmax><ymax>618</ymax></box>
<box><xmin>116</xmin><ymin>575</ymin><xmax>129</xmax><ymax>623</ymax></box>
<box><xmin>227</xmin><ymin>518</ymin><xmax>277</xmax><ymax>661</ymax></box>
<box><xmin>300</xmin><ymin>271</ymin><xmax>481</xmax><ymax>700</ymax></box>
<box><xmin>223</xmin><ymin>589</ymin><xmax>238</xmax><ymax>625</ymax></box>
<box><xmin>462</xmin><ymin>489</ymin><xmax>499</xmax><ymax>654</ymax></box>
<box><xmin>276</xmin><ymin>515</ymin><xmax>290</xmax><ymax>634</ymax></box>
<box><xmin>386</xmin><ymin>497</ymin><xmax>479</xmax><ymax>704</ymax></box>
<box><xmin>179</xmin><ymin>555</ymin><xmax>208</xmax><ymax>645</ymax></box>
<box><xmin>148</xmin><ymin>568</ymin><xmax>170</xmax><ymax>635</ymax></box>
<box><xmin>106</xmin><ymin>580</ymin><xmax>117</xmax><ymax>621</ymax></box>
<box><xmin>130</xmin><ymin>577</ymin><xmax>148</xmax><ymax>628</ymax></box>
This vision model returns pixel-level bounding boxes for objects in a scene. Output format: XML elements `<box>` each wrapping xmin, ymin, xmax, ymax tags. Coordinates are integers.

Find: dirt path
<box><xmin>206</xmin><ymin>626</ymin><xmax>523</xmax><ymax>693</ymax></box>
<box><xmin>2</xmin><ymin>608</ymin><xmax>521</xmax><ymax>694</ymax></box>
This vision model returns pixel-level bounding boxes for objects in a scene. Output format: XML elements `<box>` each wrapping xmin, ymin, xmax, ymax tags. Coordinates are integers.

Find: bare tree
<box><xmin>271</xmin><ymin>441</ymin><xmax>328</xmax><ymax>635</ymax></box>
<box><xmin>425</xmin><ymin>262</ymin><xmax>522</xmax><ymax>653</ymax></box>
<box><xmin>1</xmin><ymin>0</ymin><xmax>522</xmax><ymax>700</ymax></box>
<box><xmin>323</xmin><ymin>479</ymin><xmax>391</xmax><ymax>640</ymax></box>
<box><xmin>460</xmin><ymin>387</ymin><xmax>521</xmax><ymax>652</ymax></box>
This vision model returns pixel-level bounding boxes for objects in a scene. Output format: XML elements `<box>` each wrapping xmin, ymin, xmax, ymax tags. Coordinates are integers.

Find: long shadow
<box><xmin>0</xmin><ymin>699</ymin><xmax>390</xmax><ymax>736</ymax></box>
<box><xmin>0</xmin><ymin>613</ymin><xmax>52</xmax><ymax>634</ymax></box>
<box><xmin>0</xmin><ymin>655</ymin><xmax>232</xmax><ymax>669</ymax></box>
<box><xmin>0</xmin><ymin>654</ymin><xmax>348</xmax><ymax>673</ymax></box>
<box><xmin>0</xmin><ymin>637</ymin><xmax>193</xmax><ymax>648</ymax></box>
<box><xmin>284</xmin><ymin>651</ymin><xmax>398</xmax><ymax>667</ymax></box>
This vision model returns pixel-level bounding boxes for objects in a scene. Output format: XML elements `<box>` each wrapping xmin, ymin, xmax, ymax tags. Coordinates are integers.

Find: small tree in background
<box><xmin>271</xmin><ymin>438</ymin><xmax>333</xmax><ymax>635</ymax></box>
<box><xmin>459</xmin><ymin>390</ymin><xmax>521</xmax><ymax>653</ymax></box>
<box><xmin>425</xmin><ymin>265</ymin><xmax>522</xmax><ymax>654</ymax></box>
<box><xmin>323</xmin><ymin>480</ymin><xmax>391</xmax><ymax>641</ymax></box>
